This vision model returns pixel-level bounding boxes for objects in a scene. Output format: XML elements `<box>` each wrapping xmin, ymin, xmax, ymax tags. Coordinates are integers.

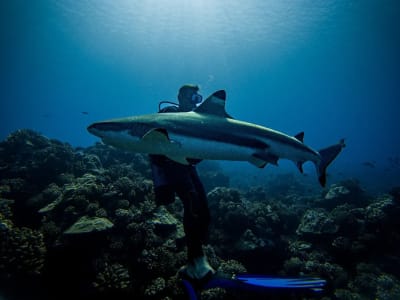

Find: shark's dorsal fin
<box><xmin>194</xmin><ymin>90</ymin><xmax>232</xmax><ymax>118</ymax></box>
<box><xmin>294</xmin><ymin>132</ymin><xmax>304</xmax><ymax>143</ymax></box>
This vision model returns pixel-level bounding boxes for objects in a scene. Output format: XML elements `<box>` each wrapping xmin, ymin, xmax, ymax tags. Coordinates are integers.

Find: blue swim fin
<box><xmin>182</xmin><ymin>272</ymin><xmax>326</xmax><ymax>300</ymax></box>
<box><xmin>182</xmin><ymin>279</ymin><xmax>199</xmax><ymax>300</ymax></box>
<box><xmin>234</xmin><ymin>274</ymin><xmax>326</xmax><ymax>292</ymax></box>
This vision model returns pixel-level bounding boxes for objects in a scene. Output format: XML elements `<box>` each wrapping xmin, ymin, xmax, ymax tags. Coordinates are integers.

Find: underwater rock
<box><xmin>331</xmin><ymin>236</ymin><xmax>352</xmax><ymax>252</ymax></box>
<box><xmin>0</xmin><ymin>129</ymin><xmax>75</xmax><ymax>187</ymax></box>
<box><xmin>84</xmin><ymin>143</ymin><xmax>150</xmax><ymax>176</ymax></box>
<box><xmin>114</xmin><ymin>208</ymin><xmax>134</xmax><ymax>225</ymax></box>
<box><xmin>320</xmin><ymin>179</ymin><xmax>368</xmax><ymax>209</ymax></box>
<box><xmin>93</xmin><ymin>261</ymin><xmax>131</xmax><ymax>292</ymax></box>
<box><xmin>0</xmin><ymin>213</ymin><xmax>12</xmax><ymax>231</ymax></box>
<box><xmin>348</xmin><ymin>263</ymin><xmax>400</xmax><ymax>299</ymax></box>
<box><xmin>365</xmin><ymin>195</ymin><xmax>397</xmax><ymax>224</ymax></box>
<box><xmin>248</xmin><ymin>201</ymin><xmax>283</xmax><ymax>233</ymax></box>
<box><xmin>138</xmin><ymin>247</ymin><xmax>183</xmax><ymax>276</ymax></box>
<box><xmin>144</xmin><ymin>277</ymin><xmax>166</xmax><ymax>297</ymax></box>
<box><xmin>330</xmin><ymin>204</ymin><xmax>365</xmax><ymax>237</ymax></box>
<box><xmin>116</xmin><ymin>199</ymin><xmax>130</xmax><ymax>209</ymax></box>
<box><xmin>305</xmin><ymin>259</ymin><xmax>347</xmax><ymax>284</ymax></box>
<box><xmin>38</xmin><ymin>196</ymin><xmax>63</xmax><ymax>214</ymax></box>
<box><xmin>208</xmin><ymin>187</ymin><xmax>250</xmax><ymax>235</ymax></box>
<box><xmin>40</xmin><ymin>220</ymin><xmax>61</xmax><ymax>245</ymax></box>
<box><xmin>297</xmin><ymin>209</ymin><xmax>338</xmax><ymax>236</ymax></box>
<box><xmin>64</xmin><ymin>173</ymin><xmax>105</xmax><ymax>202</ymax></box>
<box><xmin>235</xmin><ymin>229</ymin><xmax>267</xmax><ymax>253</ymax></box>
<box><xmin>95</xmin><ymin>207</ymin><xmax>108</xmax><ymax>218</ymax></box>
<box><xmin>39</xmin><ymin>173</ymin><xmax>107</xmax><ymax>225</ymax></box>
<box><xmin>334</xmin><ymin>289</ymin><xmax>363</xmax><ymax>300</ymax></box>
<box><xmin>0</xmin><ymin>198</ymin><xmax>14</xmax><ymax>220</ymax></box>
<box><xmin>375</xmin><ymin>273</ymin><xmax>400</xmax><ymax>300</ymax></box>
<box><xmin>85</xmin><ymin>202</ymin><xmax>100</xmax><ymax>217</ymax></box>
<box><xmin>325</xmin><ymin>185</ymin><xmax>351</xmax><ymax>200</ymax></box>
<box><xmin>131</xmin><ymin>179</ymin><xmax>154</xmax><ymax>205</ymax></box>
<box><xmin>207</xmin><ymin>187</ymin><xmax>241</xmax><ymax>205</ymax></box>
<box><xmin>288</xmin><ymin>240</ymin><xmax>313</xmax><ymax>258</ymax></box>
<box><xmin>243</xmin><ymin>186</ymin><xmax>268</xmax><ymax>203</ymax></box>
<box><xmin>150</xmin><ymin>206</ymin><xmax>179</xmax><ymax>237</ymax></box>
<box><xmin>0</xmin><ymin>215</ymin><xmax>46</xmax><ymax>277</ymax></box>
<box><xmin>64</xmin><ymin>216</ymin><xmax>114</xmax><ymax>235</ymax></box>
<box><xmin>36</xmin><ymin>183</ymin><xmax>63</xmax><ymax>213</ymax></box>
<box><xmin>75</xmin><ymin>153</ymin><xmax>103</xmax><ymax>176</ymax></box>
<box><xmin>113</xmin><ymin>176</ymin><xmax>136</xmax><ymax>199</ymax></box>
<box><xmin>283</xmin><ymin>257</ymin><xmax>304</xmax><ymax>274</ymax></box>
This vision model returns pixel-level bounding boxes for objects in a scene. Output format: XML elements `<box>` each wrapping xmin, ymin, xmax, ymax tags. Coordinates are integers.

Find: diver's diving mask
<box><xmin>191</xmin><ymin>93</ymin><xmax>203</xmax><ymax>105</ymax></box>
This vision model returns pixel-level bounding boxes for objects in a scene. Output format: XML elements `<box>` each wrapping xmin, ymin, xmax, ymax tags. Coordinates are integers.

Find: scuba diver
<box><xmin>150</xmin><ymin>85</ymin><xmax>328</xmax><ymax>299</ymax></box>
<box><xmin>150</xmin><ymin>84</ymin><xmax>215</xmax><ymax>281</ymax></box>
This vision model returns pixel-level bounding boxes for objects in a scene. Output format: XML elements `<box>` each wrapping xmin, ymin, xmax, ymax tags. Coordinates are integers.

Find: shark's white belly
<box><xmin>103</xmin><ymin>130</ymin><xmax>319</xmax><ymax>165</ymax></box>
<box><xmin>165</xmin><ymin>134</ymin><xmax>253</xmax><ymax>161</ymax></box>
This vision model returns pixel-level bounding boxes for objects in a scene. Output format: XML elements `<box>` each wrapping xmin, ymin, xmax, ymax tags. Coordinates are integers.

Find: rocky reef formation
<box><xmin>0</xmin><ymin>129</ymin><xmax>399</xmax><ymax>299</ymax></box>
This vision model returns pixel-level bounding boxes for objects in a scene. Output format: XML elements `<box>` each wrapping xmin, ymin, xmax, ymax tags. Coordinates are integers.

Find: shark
<box><xmin>87</xmin><ymin>90</ymin><xmax>345</xmax><ymax>187</ymax></box>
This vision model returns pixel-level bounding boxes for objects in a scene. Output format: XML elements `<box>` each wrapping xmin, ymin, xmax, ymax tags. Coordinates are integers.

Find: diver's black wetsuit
<box><xmin>149</xmin><ymin>105</ymin><xmax>210</xmax><ymax>262</ymax></box>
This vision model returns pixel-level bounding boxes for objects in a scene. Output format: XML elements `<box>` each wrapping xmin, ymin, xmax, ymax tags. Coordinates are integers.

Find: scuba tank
<box><xmin>158</xmin><ymin>100</ymin><xmax>179</xmax><ymax>112</ymax></box>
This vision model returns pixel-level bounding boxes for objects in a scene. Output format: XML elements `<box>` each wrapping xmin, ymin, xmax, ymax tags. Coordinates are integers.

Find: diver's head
<box><xmin>178</xmin><ymin>84</ymin><xmax>202</xmax><ymax>111</ymax></box>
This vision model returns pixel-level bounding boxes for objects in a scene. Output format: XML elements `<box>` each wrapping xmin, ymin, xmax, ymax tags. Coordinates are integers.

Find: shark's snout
<box><xmin>87</xmin><ymin>123</ymin><xmax>104</xmax><ymax>137</ymax></box>
<box><xmin>87</xmin><ymin>123</ymin><xmax>96</xmax><ymax>133</ymax></box>
<box><xmin>87</xmin><ymin>121</ymin><xmax>132</xmax><ymax>138</ymax></box>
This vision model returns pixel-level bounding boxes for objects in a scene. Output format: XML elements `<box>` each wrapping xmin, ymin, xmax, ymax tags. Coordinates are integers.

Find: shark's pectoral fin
<box><xmin>296</xmin><ymin>161</ymin><xmax>304</xmax><ymax>173</ymax></box>
<box><xmin>142</xmin><ymin>128</ymin><xmax>170</xmax><ymax>143</ymax></box>
<box><xmin>249</xmin><ymin>156</ymin><xmax>268</xmax><ymax>168</ymax></box>
<box><xmin>166</xmin><ymin>155</ymin><xmax>190</xmax><ymax>165</ymax></box>
<box><xmin>142</xmin><ymin>128</ymin><xmax>188</xmax><ymax>164</ymax></box>
<box><xmin>252</xmin><ymin>152</ymin><xmax>279</xmax><ymax>166</ymax></box>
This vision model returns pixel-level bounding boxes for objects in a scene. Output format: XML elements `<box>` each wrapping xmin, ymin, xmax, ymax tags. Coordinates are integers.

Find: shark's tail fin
<box><xmin>317</xmin><ymin>139</ymin><xmax>345</xmax><ymax>187</ymax></box>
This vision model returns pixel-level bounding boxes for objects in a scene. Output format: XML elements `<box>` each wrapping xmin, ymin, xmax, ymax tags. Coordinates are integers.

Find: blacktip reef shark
<box><xmin>88</xmin><ymin>90</ymin><xmax>345</xmax><ymax>187</ymax></box>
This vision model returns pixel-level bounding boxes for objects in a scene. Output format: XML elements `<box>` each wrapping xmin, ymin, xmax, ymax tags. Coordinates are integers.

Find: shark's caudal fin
<box><xmin>317</xmin><ymin>139</ymin><xmax>346</xmax><ymax>187</ymax></box>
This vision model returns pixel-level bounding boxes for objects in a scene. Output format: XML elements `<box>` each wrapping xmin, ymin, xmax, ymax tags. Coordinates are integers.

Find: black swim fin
<box><xmin>182</xmin><ymin>272</ymin><xmax>326</xmax><ymax>300</ymax></box>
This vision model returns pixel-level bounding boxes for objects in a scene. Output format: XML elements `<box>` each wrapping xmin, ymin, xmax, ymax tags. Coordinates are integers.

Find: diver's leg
<box><xmin>188</xmin><ymin>170</ymin><xmax>210</xmax><ymax>248</ymax></box>
<box><xmin>179</xmin><ymin>189</ymin><xmax>204</xmax><ymax>261</ymax></box>
<box><xmin>177</xmin><ymin>186</ymin><xmax>213</xmax><ymax>280</ymax></box>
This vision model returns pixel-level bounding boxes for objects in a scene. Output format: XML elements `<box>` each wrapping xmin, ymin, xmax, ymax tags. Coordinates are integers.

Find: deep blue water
<box><xmin>1</xmin><ymin>0</ymin><xmax>399</xmax><ymax>192</ymax></box>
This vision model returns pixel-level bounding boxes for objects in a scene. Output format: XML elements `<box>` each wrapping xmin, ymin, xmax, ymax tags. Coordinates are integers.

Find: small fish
<box><xmin>362</xmin><ymin>161</ymin><xmax>376</xmax><ymax>168</ymax></box>
<box><xmin>81</xmin><ymin>111</ymin><xmax>89</xmax><ymax>115</ymax></box>
<box><xmin>388</xmin><ymin>156</ymin><xmax>400</xmax><ymax>167</ymax></box>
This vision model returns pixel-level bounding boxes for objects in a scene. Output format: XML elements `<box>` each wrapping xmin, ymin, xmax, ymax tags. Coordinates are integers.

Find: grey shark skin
<box><xmin>88</xmin><ymin>90</ymin><xmax>345</xmax><ymax>187</ymax></box>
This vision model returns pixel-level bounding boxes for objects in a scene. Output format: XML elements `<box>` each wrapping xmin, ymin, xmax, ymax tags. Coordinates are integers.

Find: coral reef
<box><xmin>0</xmin><ymin>213</ymin><xmax>46</xmax><ymax>278</ymax></box>
<box><xmin>63</xmin><ymin>216</ymin><xmax>114</xmax><ymax>234</ymax></box>
<box><xmin>93</xmin><ymin>260</ymin><xmax>131</xmax><ymax>292</ymax></box>
<box><xmin>0</xmin><ymin>129</ymin><xmax>399</xmax><ymax>299</ymax></box>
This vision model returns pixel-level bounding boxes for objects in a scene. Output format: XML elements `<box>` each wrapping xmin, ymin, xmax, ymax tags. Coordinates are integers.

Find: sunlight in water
<box><xmin>55</xmin><ymin>0</ymin><xmax>331</xmax><ymax>58</ymax></box>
